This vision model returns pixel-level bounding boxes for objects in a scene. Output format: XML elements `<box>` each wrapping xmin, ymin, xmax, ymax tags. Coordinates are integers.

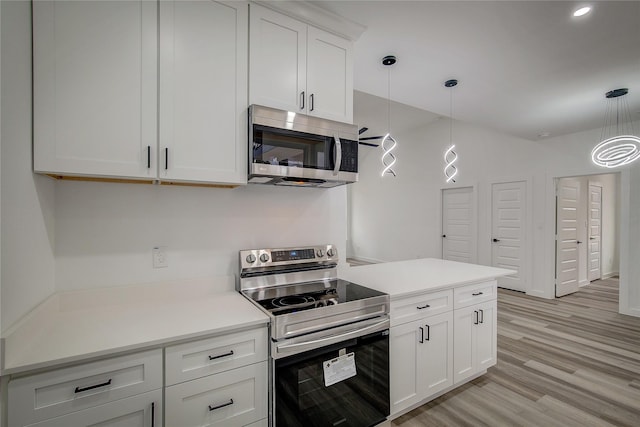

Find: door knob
<box><xmin>492</xmin><ymin>238</ymin><xmax>500</xmax><ymax>242</ymax></box>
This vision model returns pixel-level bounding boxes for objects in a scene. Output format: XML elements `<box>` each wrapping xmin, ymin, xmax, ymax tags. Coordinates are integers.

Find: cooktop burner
<box><xmin>246</xmin><ymin>279</ymin><xmax>385</xmax><ymax>316</ymax></box>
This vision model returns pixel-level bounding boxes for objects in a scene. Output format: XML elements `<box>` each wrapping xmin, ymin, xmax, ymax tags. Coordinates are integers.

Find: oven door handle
<box><xmin>275</xmin><ymin>318</ymin><xmax>389</xmax><ymax>356</ymax></box>
<box><xmin>333</xmin><ymin>135</ymin><xmax>342</xmax><ymax>176</ymax></box>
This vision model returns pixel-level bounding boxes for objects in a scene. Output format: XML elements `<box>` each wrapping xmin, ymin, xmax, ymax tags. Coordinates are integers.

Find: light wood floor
<box><xmin>392</xmin><ymin>278</ymin><xmax>640</xmax><ymax>427</ymax></box>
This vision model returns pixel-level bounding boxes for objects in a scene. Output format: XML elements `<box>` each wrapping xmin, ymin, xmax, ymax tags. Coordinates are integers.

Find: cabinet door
<box><xmin>389</xmin><ymin>320</ymin><xmax>422</xmax><ymax>415</ymax></box>
<box><xmin>249</xmin><ymin>4</ymin><xmax>307</xmax><ymax>113</ymax></box>
<box><xmin>475</xmin><ymin>300</ymin><xmax>497</xmax><ymax>372</ymax></box>
<box><xmin>453</xmin><ymin>305</ymin><xmax>476</xmax><ymax>384</ymax></box>
<box><xmin>33</xmin><ymin>0</ymin><xmax>157</xmax><ymax>179</ymax></box>
<box><xmin>306</xmin><ymin>26</ymin><xmax>353</xmax><ymax>123</ymax></box>
<box><xmin>165</xmin><ymin>361</ymin><xmax>267</xmax><ymax>427</ymax></box>
<box><xmin>25</xmin><ymin>389</ymin><xmax>162</xmax><ymax>427</ymax></box>
<box><xmin>159</xmin><ymin>0</ymin><xmax>247</xmax><ymax>185</ymax></box>
<box><xmin>422</xmin><ymin>312</ymin><xmax>454</xmax><ymax>397</ymax></box>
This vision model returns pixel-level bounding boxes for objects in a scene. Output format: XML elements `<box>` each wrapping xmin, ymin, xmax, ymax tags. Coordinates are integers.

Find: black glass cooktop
<box><xmin>247</xmin><ymin>279</ymin><xmax>386</xmax><ymax>316</ymax></box>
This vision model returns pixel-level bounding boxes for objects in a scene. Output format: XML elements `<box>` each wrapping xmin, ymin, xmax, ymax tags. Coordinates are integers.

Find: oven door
<box><xmin>274</xmin><ymin>330</ymin><xmax>390</xmax><ymax>427</ymax></box>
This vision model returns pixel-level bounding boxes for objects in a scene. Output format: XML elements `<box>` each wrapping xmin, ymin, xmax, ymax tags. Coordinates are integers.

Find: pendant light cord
<box><xmin>387</xmin><ymin>67</ymin><xmax>391</xmax><ymax>133</ymax></box>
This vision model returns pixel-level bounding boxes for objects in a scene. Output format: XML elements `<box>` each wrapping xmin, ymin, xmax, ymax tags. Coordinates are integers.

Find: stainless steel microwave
<box><xmin>248</xmin><ymin>105</ymin><xmax>358</xmax><ymax>188</ymax></box>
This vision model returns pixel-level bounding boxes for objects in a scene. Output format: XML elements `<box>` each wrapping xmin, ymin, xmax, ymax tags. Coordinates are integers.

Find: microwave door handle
<box><xmin>333</xmin><ymin>135</ymin><xmax>342</xmax><ymax>176</ymax></box>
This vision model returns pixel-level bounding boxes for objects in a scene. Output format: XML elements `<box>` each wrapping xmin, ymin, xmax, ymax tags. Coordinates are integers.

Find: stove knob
<box><xmin>260</xmin><ymin>253</ymin><xmax>270</xmax><ymax>263</ymax></box>
<box><xmin>327</xmin><ymin>248</ymin><xmax>336</xmax><ymax>258</ymax></box>
<box><xmin>316</xmin><ymin>249</ymin><xmax>325</xmax><ymax>258</ymax></box>
<box><xmin>245</xmin><ymin>254</ymin><xmax>257</xmax><ymax>264</ymax></box>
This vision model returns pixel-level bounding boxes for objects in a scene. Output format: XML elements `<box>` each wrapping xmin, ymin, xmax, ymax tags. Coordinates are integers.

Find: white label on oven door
<box><xmin>323</xmin><ymin>352</ymin><xmax>356</xmax><ymax>387</ymax></box>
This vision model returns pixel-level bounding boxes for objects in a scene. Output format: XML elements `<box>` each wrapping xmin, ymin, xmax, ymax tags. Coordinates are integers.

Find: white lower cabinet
<box><xmin>24</xmin><ymin>389</ymin><xmax>162</xmax><ymax>427</ymax></box>
<box><xmin>390</xmin><ymin>312</ymin><xmax>453</xmax><ymax>415</ymax></box>
<box><xmin>453</xmin><ymin>300</ymin><xmax>497</xmax><ymax>384</ymax></box>
<box><xmin>165</xmin><ymin>361</ymin><xmax>268</xmax><ymax>427</ymax></box>
<box><xmin>8</xmin><ymin>350</ymin><xmax>163</xmax><ymax>427</ymax></box>
<box><xmin>164</xmin><ymin>325</ymin><xmax>269</xmax><ymax>427</ymax></box>
<box><xmin>389</xmin><ymin>281</ymin><xmax>497</xmax><ymax>417</ymax></box>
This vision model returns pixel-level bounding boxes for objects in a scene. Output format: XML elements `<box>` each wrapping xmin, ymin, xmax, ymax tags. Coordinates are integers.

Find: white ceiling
<box><xmin>312</xmin><ymin>1</ymin><xmax>640</xmax><ymax>141</ymax></box>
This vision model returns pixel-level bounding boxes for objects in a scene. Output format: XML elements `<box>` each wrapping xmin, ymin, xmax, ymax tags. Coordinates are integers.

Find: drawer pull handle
<box><xmin>209</xmin><ymin>350</ymin><xmax>234</xmax><ymax>361</ymax></box>
<box><xmin>472</xmin><ymin>292</ymin><xmax>483</xmax><ymax>296</ymax></box>
<box><xmin>74</xmin><ymin>378</ymin><xmax>112</xmax><ymax>393</ymax></box>
<box><xmin>416</xmin><ymin>304</ymin><xmax>431</xmax><ymax>310</ymax></box>
<box><xmin>209</xmin><ymin>398</ymin><xmax>234</xmax><ymax>412</ymax></box>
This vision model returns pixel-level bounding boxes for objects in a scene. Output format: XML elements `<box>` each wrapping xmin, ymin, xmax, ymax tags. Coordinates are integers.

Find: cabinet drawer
<box><xmin>390</xmin><ymin>289</ymin><xmax>453</xmax><ymax>327</ymax></box>
<box><xmin>24</xmin><ymin>389</ymin><xmax>162</xmax><ymax>427</ymax></box>
<box><xmin>9</xmin><ymin>349</ymin><xmax>162</xmax><ymax>427</ymax></box>
<box><xmin>453</xmin><ymin>280</ymin><xmax>497</xmax><ymax>309</ymax></box>
<box><xmin>165</xmin><ymin>326</ymin><xmax>268</xmax><ymax>386</ymax></box>
<box><xmin>165</xmin><ymin>361</ymin><xmax>268</xmax><ymax>427</ymax></box>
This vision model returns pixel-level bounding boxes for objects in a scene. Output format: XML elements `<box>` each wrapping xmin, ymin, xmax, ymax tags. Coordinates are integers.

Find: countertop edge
<box><xmin>2</xmin><ymin>317</ymin><xmax>269</xmax><ymax>376</ymax></box>
<box><xmin>388</xmin><ymin>275</ymin><xmax>505</xmax><ymax>300</ymax></box>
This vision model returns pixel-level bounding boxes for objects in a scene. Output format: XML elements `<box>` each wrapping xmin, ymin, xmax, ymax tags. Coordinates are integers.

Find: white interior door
<box><xmin>491</xmin><ymin>181</ymin><xmax>526</xmax><ymax>292</ymax></box>
<box><xmin>556</xmin><ymin>178</ymin><xmax>581</xmax><ymax>297</ymax></box>
<box><xmin>589</xmin><ymin>184</ymin><xmax>602</xmax><ymax>281</ymax></box>
<box><xmin>441</xmin><ymin>187</ymin><xmax>476</xmax><ymax>263</ymax></box>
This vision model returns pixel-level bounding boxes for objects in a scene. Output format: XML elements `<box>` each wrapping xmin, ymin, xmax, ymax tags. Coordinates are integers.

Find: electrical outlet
<box><xmin>152</xmin><ymin>246</ymin><xmax>168</xmax><ymax>268</ymax></box>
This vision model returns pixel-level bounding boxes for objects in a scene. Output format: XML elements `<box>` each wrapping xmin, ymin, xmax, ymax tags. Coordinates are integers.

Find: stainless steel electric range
<box><xmin>239</xmin><ymin>244</ymin><xmax>390</xmax><ymax>427</ymax></box>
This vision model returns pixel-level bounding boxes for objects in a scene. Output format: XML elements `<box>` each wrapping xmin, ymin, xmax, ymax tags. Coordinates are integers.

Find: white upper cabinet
<box><xmin>249</xmin><ymin>3</ymin><xmax>354</xmax><ymax>123</ymax></box>
<box><xmin>33</xmin><ymin>0</ymin><xmax>158</xmax><ymax>179</ymax></box>
<box><xmin>159</xmin><ymin>0</ymin><xmax>247</xmax><ymax>185</ymax></box>
<box><xmin>33</xmin><ymin>0</ymin><xmax>248</xmax><ymax>185</ymax></box>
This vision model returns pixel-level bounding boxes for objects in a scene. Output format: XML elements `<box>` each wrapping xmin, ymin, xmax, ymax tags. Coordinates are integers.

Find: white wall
<box><xmin>54</xmin><ymin>181</ymin><xmax>347</xmax><ymax>291</ymax></box>
<box><xmin>349</xmin><ymin>94</ymin><xmax>640</xmax><ymax>315</ymax></box>
<box><xmin>0</xmin><ymin>0</ymin><xmax>347</xmax><ymax>329</ymax></box>
<box><xmin>1</xmin><ymin>0</ymin><xmax>56</xmax><ymax>333</ymax></box>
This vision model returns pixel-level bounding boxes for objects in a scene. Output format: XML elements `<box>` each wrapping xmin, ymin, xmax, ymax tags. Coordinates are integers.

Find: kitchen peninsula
<box><xmin>339</xmin><ymin>258</ymin><xmax>514</xmax><ymax>418</ymax></box>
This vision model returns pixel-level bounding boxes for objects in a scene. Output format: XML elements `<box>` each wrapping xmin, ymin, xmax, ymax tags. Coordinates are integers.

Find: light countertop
<box><xmin>1</xmin><ymin>277</ymin><xmax>269</xmax><ymax>375</ymax></box>
<box><xmin>339</xmin><ymin>258</ymin><xmax>515</xmax><ymax>299</ymax></box>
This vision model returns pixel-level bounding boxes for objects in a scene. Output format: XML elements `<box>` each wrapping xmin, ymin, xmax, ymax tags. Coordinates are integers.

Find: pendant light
<box><xmin>444</xmin><ymin>79</ymin><xmax>459</xmax><ymax>183</ymax></box>
<box><xmin>591</xmin><ymin>88</ymin><xmax>640</xmax><ymax>168</ymax></box>
<box><xmin>381</xmin><ymin>55</ymin><xmax>398</xmax><ymax>177</ymax></box>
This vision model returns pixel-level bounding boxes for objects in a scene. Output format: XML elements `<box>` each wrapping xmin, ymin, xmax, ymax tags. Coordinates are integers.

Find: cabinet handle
<box><xmin>74</xmin><ymin>378</ymin><xmax>112</xmax><ymax>393</ymax></box>
<box><xmin>472</xmin><ymin>292</ymin><xmax>483</xmax><ymax>296</ymax></box>
<box><xmin>492</xmin><ymin>238</ymin><xmax>500</xmax><ymax>242</ymax></box>
<box><xmin>208</xmin><ymin>350</ymin><xmax>234</xmax><ymax>361</ymax></box>
<box><xmin>419</xmin><ymin>327</ymin><xmax>424</xmax><ymax>343</ymax></box>
<box><xmin>416</xmin><ymin>304</ymin><xmax>430</xmax><ymax>310</ymax></box>
<box><xmin>479</xmin><ymin>309</ymin><xmax>484</xmax><ymax>324</ymax></box>
<box><xmin>147</xmin><ymin>146</ymin><xmax>151</xmax><ymax>169</ymax></box>
<box><xmin>474</xmin><ymin>310</ymin><xmax>479</xmax><ymax>325</ymax></box>
<box><xmin>208</xmin><ymin>398</ymin><xmax>234</xmax><ymax>412</ymax></box>
<box><xmin>310</xmin><ymin>93</ymin><xmax>315</xmax><ymax>111</ymax></box>
<box><xmin>164</xmin><ymin>147</ymin><xmax>169</xmax><ymax>170</ymax></box>
<box><xmin>300</xmin><ymin>91</ymin><xmax>305</xmax><ymax>110</ymax></box>
<box><xmin>425</xmin><ymin>324</ymin><xmax>430</xmax><ymax>341</ymax></box>
<box><xmin>151</xmin><ymin>402</ymin><xmax>155</xmax><ymax>427</ymax></box>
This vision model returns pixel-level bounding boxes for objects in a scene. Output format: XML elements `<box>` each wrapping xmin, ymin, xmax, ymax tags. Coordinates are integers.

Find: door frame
<box><xmin>487</xmin><ymin>176</ymin><xmax>533</xmax><ymax>294</ymax></box>
<box><xmin>546</xmin><ymin>172</ymin><xmax>627</xmax><ymax>308</ymax></box>
<box><xmin>588</xmin><ymin>182</ymin><xmax>603</xmax><ymax>282</ymax></box>
<box><xmin>440</xmin><ymin>185</ymin><xmax>478</xmax><ymax>263</ymax></box>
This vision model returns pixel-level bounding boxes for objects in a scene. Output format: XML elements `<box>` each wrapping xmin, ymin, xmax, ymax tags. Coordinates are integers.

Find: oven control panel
<box><xmin>240</xmin><ymin>244</ymin><xmax>337</xmax><ymax>269</ymax></box>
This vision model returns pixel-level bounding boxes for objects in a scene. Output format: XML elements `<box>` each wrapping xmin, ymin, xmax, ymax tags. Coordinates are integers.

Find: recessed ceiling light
<box><xmin>573</xmin><ymin>6</ymin><xmax>591</xmax><ymax>17</ymax></box>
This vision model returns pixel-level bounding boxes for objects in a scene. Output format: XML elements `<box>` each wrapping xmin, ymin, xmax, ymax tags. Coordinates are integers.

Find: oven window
<box><xmin>253</xmin><ymin>125</ymin><xmax>331</xmax><ymax>170</ymax></box>
<box><xmin>275</xmin><ymin>331</ymin><xmax>390</xmax><ymax>427</ymax></box>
